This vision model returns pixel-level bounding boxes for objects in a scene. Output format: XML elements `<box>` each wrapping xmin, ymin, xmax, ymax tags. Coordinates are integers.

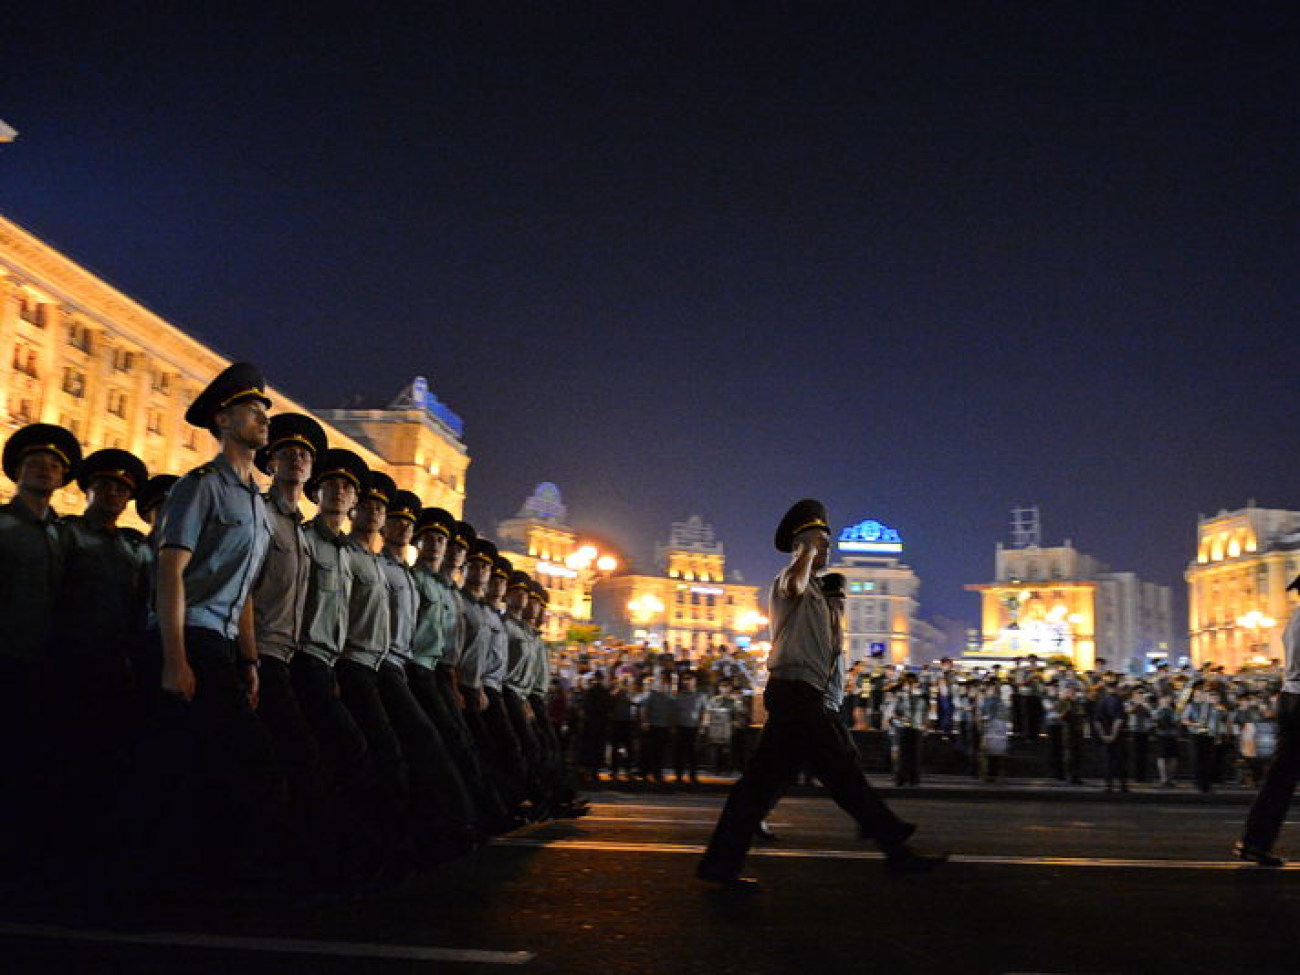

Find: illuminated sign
<box><xmin>535</xmin><ymin>561</ymin><xmax>578</xmax><ymax>579</ymax></box>
<box><xmin>689</xmin><ymin>586</ymin><xmax>724</xmax><ymax>596</ymax></box>
<box><xmin>838</xmin><ymin>519</ymin><xmax>903</xmax><ymax>553</ymax></box>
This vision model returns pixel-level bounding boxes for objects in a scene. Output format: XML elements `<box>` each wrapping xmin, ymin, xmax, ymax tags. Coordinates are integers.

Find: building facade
<box><xmin>592</xmin><ymin>515</ymin><xmax>762</xmax><ymax>656</ymax></box>
<box><xmin>828</xmin><ymin>518</ymin><xmax>920</xmax><ymax>665</ymax></box>
<box><xmin>967</xmin><ymin>524</ymin><xmax>1173</xmax><ymax>672</ymax></box>
<box><xmin>0</xmin><ymin>211</ymin><xmax>467</xmax><ymax>521</ymax></box>
<box><xmin>1186</xmin><ymin>505</ymin><xmax>1300</xmax><ymax>670</ymax></box>
<box><xmin>495</xmin><ymin>482</ymin><xmax>622</xmax><ymax>645</ymax></box>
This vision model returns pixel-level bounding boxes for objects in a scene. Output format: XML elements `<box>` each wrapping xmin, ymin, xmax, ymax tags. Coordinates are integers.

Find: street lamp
<box><xmin>1236</xmin><ymin>610</ymin><xmax>1277</xmax><ymax>667</ymax></box>
<box><xmin>567</xmin><ymin>542</ymin><xmax>620</xmax><ymax>629</ymax></box>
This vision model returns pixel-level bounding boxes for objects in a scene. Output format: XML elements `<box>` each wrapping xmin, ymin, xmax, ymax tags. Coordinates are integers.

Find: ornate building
<box><xmin>591</xmin><ymin>515</ymin><xmax>762</xmax><ymax>656</ymax></box>
<box><xmin>1186</xmin><ymin>504</ymin><xmax>1300</xmax><ymax>669</ymax></box>
<box><xmin>967</xmin><ymin>509</ymin><xmax>1172</xmax><ymax>672</ymax></box>
<box><xmin>495</xmin><ymin>482</ymin><xmax>621</xmax><ymax>644</ymax></box>
<box><xmin>828</xmin><ymin>517</ymin><xmax>920</xmax><ymax>665</ymax></box>
<box><xmin>0</xmin><ymin>211</ymin><xmax>467</xmax><ymax>520</ymax></box>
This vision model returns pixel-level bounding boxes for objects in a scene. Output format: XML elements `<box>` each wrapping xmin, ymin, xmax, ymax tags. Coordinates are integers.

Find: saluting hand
<box><xmin>163</xmin><ymin>657</ymin><xmax>197</xmax><ymax>702</ymax></box>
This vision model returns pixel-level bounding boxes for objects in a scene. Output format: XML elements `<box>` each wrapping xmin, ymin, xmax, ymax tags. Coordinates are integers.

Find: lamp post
<box><xmin>1236</xmin><ymin>610</ymin><xmax>1277</xmax><ymax>668</ymax></box>
<box><xmin>567</xmin><ymin>543</ymin><xmax>619</xmax><ymax>625</ymax></box>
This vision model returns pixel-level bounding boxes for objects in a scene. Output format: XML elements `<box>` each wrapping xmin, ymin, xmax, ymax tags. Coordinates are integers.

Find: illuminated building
<box><xmin>1185</xmin><ymin>504</ymin><xmax>1300</xmax><ymax>670</ymax></box>
<box><xmin>495</xmin><ymin>482</ymin><xmax>620</xmax><ymax>644</ymax></box>
<box><xmin>0</xmin><ymin>211</ymin><xmax>467</xmax><ymax>520</ymax></box>
<box><xmin>967</xmin><ymin>508</ymin><xmax>1172</xmax><ymax>672</ymax></box>
<box><xmin>591</xmin><ymin>515</ymin><xmax>762</xmax><ymax>656</ymax></box>
<box><xmin>828</xmin><ymin>518</ymin><xmax>920</xmax><ymax>665</ymax></box>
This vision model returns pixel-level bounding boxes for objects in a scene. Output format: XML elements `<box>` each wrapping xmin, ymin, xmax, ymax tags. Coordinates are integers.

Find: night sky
<box><xmin>6</xmin><ymin>4</ymin><xmax>1298</xmax><ymax>638</ymax></box>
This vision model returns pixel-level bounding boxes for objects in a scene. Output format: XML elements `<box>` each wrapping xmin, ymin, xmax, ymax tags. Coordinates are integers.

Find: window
<box><xmin>66</xmin><ymin>321</ymin><xmax>93</xmax><ymax>353</ymax></box>
<box><xmin>146</xmin><ymin>409</ymin><xmax>164</xmax><ymax>435</ymax></box>
<box><xmin>151</xmin><ymin>370</ymin><xmax>172</xmax><ymax>395</ymax></box>
<box><xmin>18</xmin><ymin>298</ymin><xmax>42</xmax><ymax>326</ymax></box>
<box><xmin>62</xmin><ymin>367</ymin><xmax>86</xmax><ymax>398</ymax></box>
<box><xmin>60</xmin><ymin>414</ymin><xmax>82</xmax><ymax>437</ymax></box>
<box><xmin>183</xmin><ymin>428</ymin><xmax>199</xmax><ymax>451</ymax></box>
<box><xmin>12</xmin><ymin>344</ymin><xmax>38</xmax><ymax>378</ymax></box>
<box><xmin>112</xmin><ymin>348</ymin><xmax>135</xmax><ymax>373</ymax></box>
<box><xmin>107</xmin><ymin>389</ymin><xmax>128</xmax><ymax>417</ymax></box>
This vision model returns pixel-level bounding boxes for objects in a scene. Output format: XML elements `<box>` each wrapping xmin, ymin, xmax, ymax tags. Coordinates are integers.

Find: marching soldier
<box><xmin>135</xmin><ymin>473</ymin><xmax>179</xmax><ymax>530</ymax></box>
<box><xmin>698</xmin><ymin>500</ymin><xmax>944</xmax><ymax>886</ymax></box>
<box><xmin>243</xmin><ymin>412</ymin><xmax>330</xmax><ymax>879</ymax></box>
<box><xmin>375</xmin><ymin>489</ymin><xmax>480</xmax><ymax>860</ymax></box>
<box><xmin>151</xmin><ymin>362</ymin><xmax>281</xmax><ymax>883</ymax></box>
<box><xmin>0</xmin><ymin>423</ymin><xmax>82</xmax><ymax>876</ymax></box>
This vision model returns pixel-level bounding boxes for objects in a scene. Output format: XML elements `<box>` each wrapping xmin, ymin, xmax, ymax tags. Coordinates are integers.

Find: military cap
<box><xmin>774</xmin><ymin>498</ymin><xmax>830</xmax><ymax>553</ymax></box>
<box><xmin>387</xmin><ymin>489</ymin><xmax>422</xmax><ymax>522</ymax></box>
<box><xmin>255</xmin><ymin>412</ymin><xmax>328</xmax><ymax>474</ymax></box>
<box><xmin>819</xmin><ymin>572</ymin><xmax>847</xmax><ymax>599</ymax></box>
<box><xmin>305</xmin><ymin>448</ymin><xmax>368</xmax><ymax>502</ymax></box>
<box><xmin>468</xmin><ymin>538</ymin><xmax>499</xmax><ymax>566</ymax></box>
<box><xmin>414</xmin><ymin>505</ymin><xmax>456</xmax><ymax>541</ymax></box>
<box><xmin>184</xmin><ymin>361</ymin><xmax>272</xmax><ymax>429</ymax></box>
<box><xmin>452</xmin><ymin>520</ymin><xmax>477</xmax><ymax>549</ymax></box>
<box><xmin>136</xmin><ymin>473</ymin><xmax>179</xmax><ymax>519</ymax></box>
<box><xmin>362</xmin><ymin>470</ymin><xmax>397</xmax><ymax>508</ymax></box>
<box><xmin>507</xmin><ymin>569</ymin><xmax>533</xmax><ymax>593</ymax></box>
<box><xmin>528</xmin><ymin>578</ymin><xmax>549</xmax><ymax>604</ymax></box>
<box><xmin>76</xmin><ymin>448</ymin><xmax>149</xmax><ymax>498</ymax></box>
<box><xmin>3</xmin><ymin>423</ymin><xmax>82</xmax><ymax>485</ymax></box>
<box><xmin>1289</xmin><ymin>575</ymin><xmax>1300</xmax><ymax>594</ymax></box>
<box><xmin>492</xmin><ymin>554</ymin><xmax>513</xmax><ymax>580</ymax></box>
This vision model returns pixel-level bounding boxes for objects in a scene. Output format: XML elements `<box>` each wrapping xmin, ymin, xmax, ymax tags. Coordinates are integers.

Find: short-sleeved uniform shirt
<box><xmin>251</xmin><ymin>489</ymin><xmax>310</xmax><ymax>662</ymax></box>
<box><xmin>480</xmin><ymin>603</ymin><xmax>508</xmax><ymax>691</ymax></box>
<box><xmin>409</xmin><ymin>563</ymin><xmax>457</xmax><ymax>671</ymax></box>
<box><xmin>341</xmin><ymin>538</ymin><xmax>390</xmax><ymax>670</ymax></box>
<box><xmin>379</xmin><ymin>550</ymin><xmax>418</xmax><ymax>667</ymax></box>
<box><xmin>0</xmin><ymin>497</ymin><xmax>63</xmax><ymax>661</ymax></box>
<box><xmin>767</xmin><ymin>574</ymin><xmax>841</xmax><ymax>711</ymax></box>
<box><xmin>457</xmin><ymin>594</ymin><xmax>493</xmax><ymax>689</ymax></box>
<box><xmin>156</xmin><ymin>454</ymin><xmax>271</xmax><ymax>640</ymax></box>
<box><xmin>504</xmin><ymin>613</ymin><xmax>536</xmax><ymax>695</ymax></box>
<box><xmin>57</xmin><ymin>514</ymin><xmax>151</xmax><ymax>657</ymax></box>
<box><xmin>299</xmin><ymin>517</ymin><xmax>353</xmax><ymax>666</ymax></box>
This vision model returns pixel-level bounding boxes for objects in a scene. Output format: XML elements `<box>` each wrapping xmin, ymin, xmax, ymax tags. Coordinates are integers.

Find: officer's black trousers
<box><xmin>895</xmin><ymin>727</ymin><xmax>921</xmax><ymax>786</ymax></box>
<box><xmin>1047</xmin><ymin>724</ymin><xmax>1066</xmax><ymax>779</ymax></box>
<box><xmin>1244</xmin><ymin>692</ymin><xmax>1300</xmax><ymax>851</ymax></box>
<box><xmin>673</xmin><ymin>726</ymin><xmax>700</xmax><ymax>781</ymax></box>
<box><xmin>1104</xmin><ymin>732</ymin><xmax>1129</xmax><ymax>788</ymax></box>
<box><xmin>336</xmin><ymin>658</ymin><xmax>410</xmax><ymax>812</ymax></box>
<box><xmin>377</xmin><ymin>660</ymin><xmax>477</xmax><ymax>842</ymax></box>
<box><xmin>700</xmin><ymin>679</ymin><xmax>911</xmax><ymax>879</ymax></box>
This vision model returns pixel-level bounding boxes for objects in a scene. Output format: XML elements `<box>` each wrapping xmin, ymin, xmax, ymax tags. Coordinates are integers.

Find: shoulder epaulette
<box><xmin>188</xmin><ymin>462</ymin><xmax>216</xmax><ymax>478</ymax></box>
<box><xmin>119</xmin><ymin>526</ymin><xmax>146</xmax><ymax>545</ymax></box>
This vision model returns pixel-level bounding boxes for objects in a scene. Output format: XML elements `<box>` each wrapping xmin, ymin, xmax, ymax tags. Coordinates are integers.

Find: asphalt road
<box><xmin>5</xmin><ymin>788</ymin><xmax>1300</xmax><ymax>974</ymax></box>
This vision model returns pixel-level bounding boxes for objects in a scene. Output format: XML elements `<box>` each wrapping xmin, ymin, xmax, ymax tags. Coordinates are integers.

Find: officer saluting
<box><xmin>697</xmin><ymin>500</ymin><xmax>945</xmax><ymax>886</ymax></box>
<box><xmin>0</xmin><ymin>422</ymin><xmax>81</xmax><ymax>876</ymax></box>
<box><xmin>152</xmin><ymin>361</ymin><xmax>281</xmax><ymax>881</ymax></box>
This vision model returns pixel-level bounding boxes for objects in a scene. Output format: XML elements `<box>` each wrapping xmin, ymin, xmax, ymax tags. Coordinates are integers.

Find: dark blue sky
<box><xmin>6</xmin><ymin>4</ymin><xmax>1298</xmax><ymax>633</ymax></box>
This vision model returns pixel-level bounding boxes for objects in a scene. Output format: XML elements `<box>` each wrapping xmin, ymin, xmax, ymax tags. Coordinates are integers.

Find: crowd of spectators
<box><xmin>546</xmin><ymin>645</ymin><xmax>1285</xmax><ymax>795</ymax></box>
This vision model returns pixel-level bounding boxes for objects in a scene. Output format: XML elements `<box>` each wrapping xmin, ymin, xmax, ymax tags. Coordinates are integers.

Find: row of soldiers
<box><xmin>0</xmin><ymin>361</ymin><xmax>585</xmax><ymax>904</ymax></box>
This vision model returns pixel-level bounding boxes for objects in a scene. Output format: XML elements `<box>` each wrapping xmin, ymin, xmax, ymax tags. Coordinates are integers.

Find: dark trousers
<box><xmin>1190</xmin><ymin>733</ymin><xmax>1217</xmax><ymax>793</ymax></box>
<box><xmin>336</xmin><ymin>657</ymin><xmax>411</xmax><ymax>864</ymax></box>
<box><xmin>895</xmin><ymin>727</ymin><xmax>921</xmax><ymax>786</ymax></box>
<box><xmin>642</xmin><ymin>726</ymin><xmax>671</xmax><ymax>781</ymax></box>
<box><xmin>134</xmin><ymin>628</ymin><xmax>282</xmax><ymax>884</ymax></box>
<box><xmin>0</xmin><ymin>656</ymin><xmax>51</xmax><ymax>876</ymax></box>
<box><xmin>673</xmin><ymin>726</ymin><xmax>700</xmax><ymax>781</ymax></box>
<box><xmin>1131</xmin><ymin>731</ymin><xmax>1150</xmax><ymax>782</ymax></box>
<box><xmin>378</xmin><ymin>661</ymin><xmax>477</xmax><ymax>840</ymax></box>
<box><xmin>258</xmin><ymin>655</ymin><xmax>329</xmax><ymax>874</ymax></box>
<box><xmin>484</xmin><ymin>685</ymin><xmax>530</xmax><ymax>807</ymax></box>
<box><xmin>700</xmin><ymin>680</ymin><xmax>911</xmax><ymax>879</ymax></box>
<box><xmin>1047</xmin><ymin>724</ymin><xmax>1065</xmax><ymax>779</ymax></box>
<box><xmin>1245</xmin><ymin>693</ymin><xmax>1300</xmax><ymax>850</ymax></box>
<box><xmin>1104</xmin><ymin>732</ymin><xmax>1129</xmax><ymax>787</ymax></box>
<box><xmin>408</xmin><ymin>663</ymin><xmax>510</xmax><ymax>832</ymax></box>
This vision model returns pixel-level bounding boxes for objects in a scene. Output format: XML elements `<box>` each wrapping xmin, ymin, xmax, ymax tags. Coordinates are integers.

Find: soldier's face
<box><xmin>465</xmin><ymin>559</ymin><xmax>491</xmax><ymax>592</ymax></box>
<box><xmin>219</xmin><ymin>400</ymin><xmax>270</xmax><ymax>450</ymax></box>
<box><xmin>317</xmin><ymin>476</ymin><xmax>358</xmax><ymax>517</ymax></box>
<box><xmin>270</xmin><ymin>444</ymin><xmax>313</xmax><ymax>485</ymax></box>
<box><xmin>443</xmin><ymin>542</ymin><xmax>467</xmax><ymax>574</ymax></box>
<box><xmin>352</xmin><ymin>498</ymin><xmax>387</xmax><ymax>533</ymax></box>
<box><xmin>487</xmin><ymin>575</ymin><xmax>507</xmax><ymax>602</ymax></box>
<box><xmin>418</xmin><ymin>530</ymin><xmax>448</xmax><ymax>565</ymax></box>
<box><xmin>86</xmin><ymin>475</ymin><xmax>132</xmax><ymax>520</ymax></box>
<box><xmin>383</xmin><ymin>515</ymin><xmax>414</xmax><ymax>549</ymax></box>
<box><xmin>18</xmin><ymin>450</ymin><xmax>67</xmax><ymax>496</ymax></box>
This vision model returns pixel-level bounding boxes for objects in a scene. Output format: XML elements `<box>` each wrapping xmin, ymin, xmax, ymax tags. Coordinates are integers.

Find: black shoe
<box><xmin>696</xmin><ymin>862</ymin><xmax>760</xmax><ymax>888</ymax></box>
<box><xmin>868</xmin><ymin>820</ymin><xmax>918</xmax><ymax>847</ymax></box>
<box><xmin>756</xmin><ymin>822</ymin><xmax>779</xmax><ymax>842</ymax></box>
<box><xmin>885</xmin><ymin>848</ymin><xmax>949</xmax><ymax>876</ymax></box>
<box><xmin>1233</xmin><ymin>840</ymin><xmax>1284</xmax><ymax>868</ymax></box>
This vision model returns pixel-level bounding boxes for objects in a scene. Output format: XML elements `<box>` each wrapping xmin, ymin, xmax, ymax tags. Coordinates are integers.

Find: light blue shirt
<box><xmin>410</xmin><ymin>564</ymin><xmax>457</xmax><ymax>670</ymax></box>
<box><xmin>379</xmin><ymin>550</ymin><xmax>418</xmax><ymax>666</ymax></box>
<box><xmin>157</xmin><ymin>453</ymin><xmax>271</xmax><ymax>640</ymax></box>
